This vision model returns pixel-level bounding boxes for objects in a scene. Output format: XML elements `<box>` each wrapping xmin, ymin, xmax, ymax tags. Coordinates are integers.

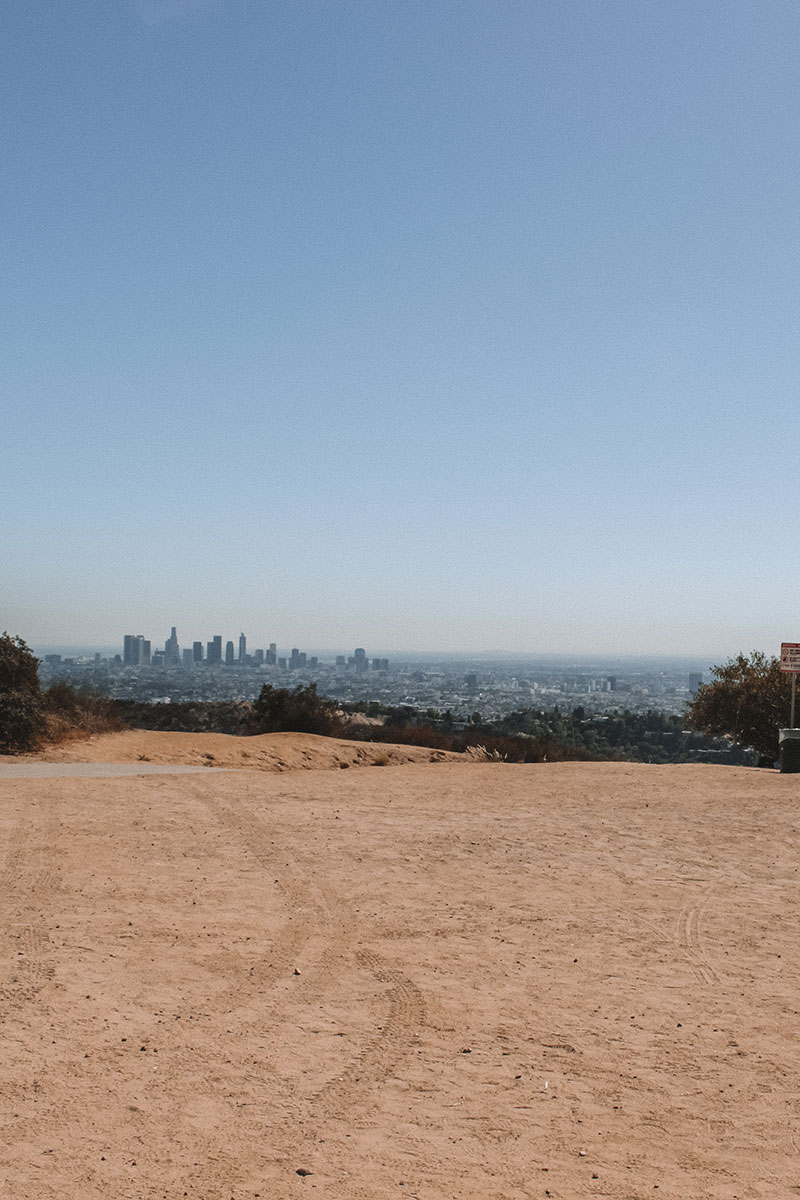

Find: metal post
<box><xmin>792</xmin><ymin>674</ymin><xmax>797</xmax><ymax>729</ymax></box>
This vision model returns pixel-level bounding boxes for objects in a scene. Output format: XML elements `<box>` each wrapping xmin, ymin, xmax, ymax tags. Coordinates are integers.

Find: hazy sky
<box><xmin>4</xmin><ymin>1</ymin><xmax>799</xmax><ymax>656</ymax></box>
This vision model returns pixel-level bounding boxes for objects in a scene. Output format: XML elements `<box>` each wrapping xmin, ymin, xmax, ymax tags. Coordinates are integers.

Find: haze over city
<box><xmin>5</xmin><ymin>2</ymin><xmax>799</xmax><ymax>657</ymax></box>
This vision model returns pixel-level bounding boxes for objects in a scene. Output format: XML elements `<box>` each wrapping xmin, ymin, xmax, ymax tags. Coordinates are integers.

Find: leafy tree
<box><xmin>686</xmin><ymin>651</ymin><xmax>791</xmax><ymax>762</ymax></box>
<box><xmin>0</xmin><ymin>633</ymin><xmax>45</xmax><ymax>753</ymax></box>
<box><xmin>251</xmin><ymin>683</ymin><xmax>340</xmax><ymax>736</ymax></box>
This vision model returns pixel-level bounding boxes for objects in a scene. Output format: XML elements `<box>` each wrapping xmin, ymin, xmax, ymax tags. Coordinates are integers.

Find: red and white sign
<box><xmin>781</xmin><ymin>643</ymin><xmax>800</xmax><ymax>672</ymax></box>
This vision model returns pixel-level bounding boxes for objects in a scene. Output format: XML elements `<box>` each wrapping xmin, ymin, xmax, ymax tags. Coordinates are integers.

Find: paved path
<box><xmin>0</xmin><ymin>762</ymin><xmax>230</xmax><ymax>779</ymax></box>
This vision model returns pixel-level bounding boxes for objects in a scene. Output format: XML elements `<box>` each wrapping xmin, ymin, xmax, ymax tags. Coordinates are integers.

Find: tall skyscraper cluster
<box><xmin>123</xmin><ymin>634</ymin><xmax>151</xmax><ymax>667</ymax></box>
<box><xmin>121</xmin><ymin>628</ymin><xmax>387</xmax><ymax>673</ymax></box>
<box><xmin>123</xmin><ymin>627</ymin><xmax>259</xmax><ymax>669</ymax></box>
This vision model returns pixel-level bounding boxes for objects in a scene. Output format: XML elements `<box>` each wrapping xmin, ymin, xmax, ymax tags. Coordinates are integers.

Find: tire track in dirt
<box><xmin>197</xmin><ymin>783</ymin><xmax>431</xmax><ymax>1185</ymax></box>
<box><xmin>0</xmin><ymin>925</ymin><xmax>55</xmax><ymax>1004</ymax></box>
<box><xmin>297</xmin><ymin>942</ymin><xmax>544</xmax><ymax>1200</ymax></box>
<box><xmin>64</xmin><ymin>776</ymin><xmax>431</xmax><ymax>1199</ymax></box>
<box><xmin>205</xmin><ymin>788</ymin><xmax>428</xmax><ymax>1059</ymax></box>
<box><xmin>253</xmin><ymin>945</ymin><xmax>432</xmax><ymax>1200</ymax></box>
<box><xmin>311</xmin><ymin>947</ymin><xmax>426</xmax><ymax>1111</ymax></box>
<box><xmin>598</xmin><ymin>872</ymin><xmax>724</xmax><ymax>988</ymax></box>
<box><xmin>107</xmin><ymin>786</ymin><xmax>325</xmax><ymax>1175</ymax></box>
<box><xmin>674</xmin><ymin>883</ymin><xmax>721</xmax><ymax>986</ymax></box>
<box><xmin>202</xmin><ymin>789</ymin><xmax>346</xmax><ymax>999</ymax></box>
<box><xmin>0</xmin><ymin>792</ymin><xmax>59</xmax><ymax>1012</ymax></box>
<box><xmin>0</xmin><ymin>825</ymin><xmax>27</xmax><ymax>888</ymax></box>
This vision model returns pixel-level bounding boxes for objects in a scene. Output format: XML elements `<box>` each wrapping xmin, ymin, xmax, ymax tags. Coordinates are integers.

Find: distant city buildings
<box><xmin>119</xmin><ymin>628</ymin><xmax>389</xmax><ymax>677</ymax></box>
<box><xmin>111</xmin><ymin>630</ymin><xmax>704</xmax><ymax>722</ymax></box>
<box><xmin>45</xmin><ymin>640</ymin><xmax>710</xmax><ymax>724</ymax></box>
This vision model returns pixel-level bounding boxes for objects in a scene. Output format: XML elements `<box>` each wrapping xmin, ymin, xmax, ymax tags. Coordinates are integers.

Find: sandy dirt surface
<box><xmin>1</xmin><ymin>743</ymin><xmax>799</xmax><ymax>1199</ymax></box>
<box><xmin>18</xmin><ymin>728</ymin><xmax>459</xmax><ymax>772</ymax></box>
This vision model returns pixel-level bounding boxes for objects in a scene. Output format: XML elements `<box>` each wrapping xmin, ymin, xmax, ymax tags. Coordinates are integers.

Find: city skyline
<box><xmin>18</xmin><ymin>618</ymin><xmax>789</xmax><ymax>668</ymax></box>
<box><xmin>32</xmin><ymin>623</ymin><xmax>715</xmax><ymax>676</ymax></box>
<box><xmin>14</xmin><ymin>607</ymin><xmax>797</xmax><ymax>667</ymax></box>
<box><xmin>37</xmin><ymin>634</ymin><xmax>711</xmax><ymax>724</ymax></box>
<box><xmin>6</xmin><ymin>4</ymin><xmax>800</xmax><ymax>657</ymax></box>
<box><xmin>117</xmin><ymin>626</ymin><xmax>387</xmax><ymax>672</ymax></box>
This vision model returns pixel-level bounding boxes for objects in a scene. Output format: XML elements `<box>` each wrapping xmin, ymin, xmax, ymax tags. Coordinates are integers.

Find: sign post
<box><xmin>780</xmin><ymin>643</ymin><xmax>800</xmax><ymax>728</ymax></box>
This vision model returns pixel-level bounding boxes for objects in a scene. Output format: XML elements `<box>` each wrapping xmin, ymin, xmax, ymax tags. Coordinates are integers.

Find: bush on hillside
<box><xmin>0</xmin><ymin>633</ymin><xmax>45</xmax><ymax>753</ymax></box>
<box><xmin>348</xmin><ymin>721</ymin><xmax>595</xmax><ymax>763</ymax></box>
<box><xmin>42</xmin><ymin>681</ymin><xmax>127</xmax><ymax>742</ymax></box>
<box><xmin>115</xmin><ymin>700</ymin><xmax>253</xmax><ymax>736</ymax></box>
<box><xmin>252</xmin><ymin>683</ymin><xmax>340</xmax><ymax>736</ymax></box>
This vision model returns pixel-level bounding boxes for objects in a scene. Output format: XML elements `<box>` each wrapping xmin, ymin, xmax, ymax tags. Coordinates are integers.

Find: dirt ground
<box><xmin>28</xmin><ymin>728</ymin><xmax>460</xmax><ymax>771</ymax></box>
<box><xmin>1</xmin><ymin>734</ymin><xmax>799</xmax><ymax>1199</ymax></box>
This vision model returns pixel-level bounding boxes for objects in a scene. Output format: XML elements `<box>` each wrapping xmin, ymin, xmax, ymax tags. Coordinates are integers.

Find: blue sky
<box><xmin>4</xmin><ymin>0</ymin><xmax>800</xmax><ymax>656</ymax></box>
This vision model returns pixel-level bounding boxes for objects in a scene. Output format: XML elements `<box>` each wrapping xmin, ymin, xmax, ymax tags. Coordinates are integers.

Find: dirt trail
<box><xmin>1</xmin><ymin>750</ymin><xmax>799</xmax><ymax>1198</ymax></box>
<box><xmin>0</xmin><ymin>762</ymin><xmax>227</xmax><ymax>778</ymax></box>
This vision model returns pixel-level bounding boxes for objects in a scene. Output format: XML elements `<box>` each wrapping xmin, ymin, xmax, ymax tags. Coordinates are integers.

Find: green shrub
<box><xmin>43</xmin><ymin>682</ymin><xmax>127</xmax><ymax>739</ymax></box>
<box><xmin>252</xmin><ymin>684</ymin><xmax>340</xmax><ymax>736</ymax></box>
<box><xmin>115</xmin><ymin>700</ymin><xmax>252</xmax><ymax>735</ymax></box>
<box><xmin>0</xmin><ymin>633</ymin><xmax>45</xmax><ymax>753</ymax></box>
